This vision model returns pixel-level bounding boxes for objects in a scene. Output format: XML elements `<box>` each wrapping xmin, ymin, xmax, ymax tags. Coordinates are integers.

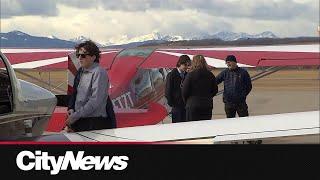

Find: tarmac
<box><xmin>213</xmin><ymin>68</ymin><xmax>319</xmax><ymax>119</ymax></box>
<box><xmin>15</xmin><ymin>68</ymin><xmax>319</xmax><ymax>121</ymax></box>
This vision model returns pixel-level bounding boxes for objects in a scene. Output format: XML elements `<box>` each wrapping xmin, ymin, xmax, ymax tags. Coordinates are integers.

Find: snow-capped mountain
<box><xmin>0</xmin><ymin>30</ymin><xmax>279</xmax><ymax>48</ymax></box>
<box><xmin>107</xmin><ymin>31</ymin><xmax>184</xmax><ymax>46</ymax></box>
<box><xmin>129</xmin><ymin>31</ymin><xmax>184</xmax><ymax>42</ymax></box>
<box><xmin>69</xmin><ymin>36</ymin><xmax>90</xmax><ymax>44</ymax></box>
<box><xmin>106</xmin><ymin>31</ymin><xmax>277</xmax><ymax>45</ymax></box>
<box><xmin>194</xmin><ymin>31</ymin><xmax>278</xmax><ymax>41</ymax></box>
<box><xmin>69</xmin><ymin>36</ymin><xmax>105</xmax><ymax>47</ymax></box>
<box><xmin>47</xmin><ymin>35</ymin><xmax>59</xmax><ymax>39</ymax></box>
<box><xmin>10</xmin><ymin>30</ymin><xmax>30</xmax><ymax>36</ymax></box>
<box><xmin>252</xmin><ymin>31</ymin><xmax>277</xmax><ymax>39</ymax></box>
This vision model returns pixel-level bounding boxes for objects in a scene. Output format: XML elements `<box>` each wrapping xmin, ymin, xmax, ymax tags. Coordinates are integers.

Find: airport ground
<box><xmin>15</xmin><ymin>68</ymin><xmax>319</xmax><ymax>122</ymax></box>
<box><xmin>213</xmin><ymin>68</ymin><xmax>319</xmax><ymax>119</ymax></box>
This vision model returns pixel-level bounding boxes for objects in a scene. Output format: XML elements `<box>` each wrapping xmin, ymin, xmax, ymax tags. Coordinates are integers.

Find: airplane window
<box><xmin>0</xmin><ymin>57</ymin><xmax>12</xmax><ymax>114</ymax></box>
<box><xmin>132</xmin><ymin>69</ymin><xmax>154</xmax><ymax>100</ymax></box>
<box><xmin>161</xmin><ymin>68</ymin><xmax>169</xmax><ymax>80</ymax></box>
<box><xmin>150</xmin><ymin>68</ymin><xmax>165</xmax><ymax>89</ymax></box>
<box><xmin>117</xmin><ymin>48</ymin><xmax>155</xmax><ymax>58</ymax></box>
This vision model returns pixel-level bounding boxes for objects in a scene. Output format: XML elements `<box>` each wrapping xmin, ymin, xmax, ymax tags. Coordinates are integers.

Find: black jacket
<box><xmin>182</xmin><ymin>68</ymin><xmax>218</xmax><ymax>108</ymax></box>
<box><xmin>216</xmin><ymin>67</ymin><xmax>252</xmax><ymax>104</ymax></box>
<box><xmin>68</xmin><ymin>68</ymin><xmax>117</xmax><ymax>128</ymax></box>
<box><xmin>165</xmin><ymin>68</ymin><xmax>186</xmax><ymax>107</ymax></box>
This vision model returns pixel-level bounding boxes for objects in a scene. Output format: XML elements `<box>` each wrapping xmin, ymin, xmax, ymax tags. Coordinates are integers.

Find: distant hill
<box><xmin>0</xmin><ymin>30</ymin><xmax>318</xmax><ymax>49</ymax></box>
<box><xmin>0</xmin><ymin>31</ymin><xmax>76</xmax><ymax>48</ymax></box>
<box><xmin>139</xmin><ymin>37</ymin><xmax>320</xmax><ymax>47</ymax></box>
<box><xmin>106</xmin><ymin>31</ymin><xmax>184</xmax><ymax>46</ymax></box>
<box><xmin>106</xmin><ymin>31</ymin><xmax>279</xmax><ymax>48</ymax></box>
<box><xmin>190</xmin><ymin>31</ymin><xmax>277</xmax><ymax>41</ymax></box>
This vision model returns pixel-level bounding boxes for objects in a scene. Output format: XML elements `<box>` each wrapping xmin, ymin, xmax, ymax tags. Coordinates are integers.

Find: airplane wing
<box><xmin>3</xmin><ymin>44</ymin><xmax>319</xmax><ymax>70</ymax></box>
<box><xmin>1</xmin><ymin>48</ymin><xmax>72</xmax><ymax>69</ymax></box>
<box><xmin>140</xmin><ymin>44</ymin><xmax>320</xmax><ymax>68</ymax></box>
<box><xmin>1</xmin><ymin>48</ymin><xmax>119</xmax><ymax>70</ymax></box>
<box><xmin>49</xmin><ymin>111</ymin><xmax>320</xmax><ymax>143</ymax></box>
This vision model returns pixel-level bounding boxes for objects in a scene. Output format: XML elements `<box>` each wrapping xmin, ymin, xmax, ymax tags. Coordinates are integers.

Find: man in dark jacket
<box><xmin>216</xmin><ymin>55</ymin><xmax>252</xmax><ymax>118</ymax></box>
<box><xmin>68</xmin><ymin>67</ymin><xmax>117</xmax><ymax>131</ymax></box>
<box><xmin>66</xmin><ymin>40</ymin><xmax>116</xmax><ymax>132</ymax></box>
<box><xmin>165</xmin><ymin>55</ymin><xmax>191</xmax><ymax>123</ymax></box>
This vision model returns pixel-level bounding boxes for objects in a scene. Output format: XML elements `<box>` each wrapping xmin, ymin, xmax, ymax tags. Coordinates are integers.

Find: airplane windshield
<box><xmin>116</xmin><ymin>48</ymin><xmax>155</xmax><ymax>58</ymax></box>
<box><xmin>132</xmin><ymin>69</ymin><xmax>154</xmax><ymax>99</ymax></box>
<box><xmin>150</xmin><ymin>68</ymin><xmax>165</xmax><ymax>89</ymax></box>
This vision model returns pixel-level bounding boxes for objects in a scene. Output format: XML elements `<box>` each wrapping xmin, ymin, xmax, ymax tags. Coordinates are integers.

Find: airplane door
<box><xmin>0</xmin><ymin>56</ymin><xmax>13</xmax><ymax>115</ymax></box>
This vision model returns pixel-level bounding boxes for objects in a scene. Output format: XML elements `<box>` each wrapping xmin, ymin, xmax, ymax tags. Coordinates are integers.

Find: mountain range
<box><xmin>0</xmin><ymin>31</ymin><xmax>76</xmax><ymax>48</ymax></box>
<box><xmin>0</xmin><ymin>30</ymin><xmax>279</xmax><ymax>48</ymax></box>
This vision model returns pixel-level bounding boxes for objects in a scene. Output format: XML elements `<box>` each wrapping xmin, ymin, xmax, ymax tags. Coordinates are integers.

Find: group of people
<box><xmin>65</xmin><ymin>40</ymin><xmax>252</xmax><ymax>132</ymax></box>
<box><xmin>165</xmin><ymin>54</ymin><xmax>252</xmax><ymax>123</ymax></box>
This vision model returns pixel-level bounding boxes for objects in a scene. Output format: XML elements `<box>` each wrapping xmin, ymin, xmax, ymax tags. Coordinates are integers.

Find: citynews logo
<box><xmin>16</xmin><ymin>151</ymin><xmax>129</xmax><ymax>175</ymax></box>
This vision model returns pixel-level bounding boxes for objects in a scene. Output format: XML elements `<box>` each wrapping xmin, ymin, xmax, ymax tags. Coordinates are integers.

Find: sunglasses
<box><xmin>76</xmin><ymin>53</ymin><xmax>90</xmax><ymax>58</ymax></box>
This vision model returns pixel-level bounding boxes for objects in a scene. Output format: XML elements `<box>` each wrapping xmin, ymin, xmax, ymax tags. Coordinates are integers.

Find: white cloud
<box><xmin>0</xmin><ymin>0</ymin><xmax>58</xmax><ymax>18</ymax></box>
<box><xmin>1</xmin><ymin>0</ymin><xmax>318</xmax><ymax>44</ymax></box>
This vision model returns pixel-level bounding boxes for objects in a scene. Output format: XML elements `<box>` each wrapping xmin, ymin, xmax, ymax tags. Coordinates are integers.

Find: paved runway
<box><xmin>16</xmin><ymin>68</ymin><xmax>319</xmax><ymax>121</ymax></box>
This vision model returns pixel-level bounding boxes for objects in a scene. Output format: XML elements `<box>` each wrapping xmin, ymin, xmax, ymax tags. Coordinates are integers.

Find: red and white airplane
<box><xmin>0</xmin><ymin>44</ymin><xmax>319</xmax><ymax>143</ymax></box>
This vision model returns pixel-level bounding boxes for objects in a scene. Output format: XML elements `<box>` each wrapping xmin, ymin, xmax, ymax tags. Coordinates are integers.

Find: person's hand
<box><xmin>63</xmin><ymin>109</ymin><xmax>75</xmax><ymax>133</ymax></box>
<box><xmin>65</xmin><ymin>115</ymin><xmax>73</xmax><ymax>127</ymax></box>
<box><xmin>66</xmin><ymin>109</ymin><xmax>74</xmax><ymax>126</ymax></box>
<box><xmin>68</xmin><ymin>109</ymin><xmax>74</xmax><ymax>114</ymax></box>
<box><xmin>66</xmin><ymin>109</ymin><xmax>74</xmax><ymax>119</ymax></box>
<box><xmin>63</xmin><ymin>125</ymin><xmax>74</xmax><ymax>133</ymax></box>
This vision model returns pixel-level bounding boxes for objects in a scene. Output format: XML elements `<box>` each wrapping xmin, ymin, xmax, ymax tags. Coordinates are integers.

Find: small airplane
<box><xmin>0</xmin><ymin>43</ymin><xmax>319</xmax><ymax>143</ymax></box>
<box><xmin>51</xmin><ymin>44</ymin><xmax>320</xmax><ymax>132</ymax></box>
<box><xmin>0</xmin><ymin>51</ymin><xmax>56</xmax><ymax>139</ymax></box>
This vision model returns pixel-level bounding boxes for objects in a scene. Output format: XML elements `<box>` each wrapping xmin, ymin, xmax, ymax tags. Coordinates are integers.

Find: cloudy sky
<box><xmin>1</xmin><ymin>0</ymin><xmax>319</xmax><ymax>44</ymax></box>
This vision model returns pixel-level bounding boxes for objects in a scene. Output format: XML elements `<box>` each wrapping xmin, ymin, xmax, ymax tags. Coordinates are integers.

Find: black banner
<box><xmin>0</xmin><ymin>144</ymin><xmax>319</xmax><ymax>179</ymax></box>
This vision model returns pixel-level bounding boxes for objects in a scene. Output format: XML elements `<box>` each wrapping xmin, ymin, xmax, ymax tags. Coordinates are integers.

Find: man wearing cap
<box><xmin>216</xmin><ymin>55</ymin><xmax>252</xmax><ymax>118</ymax></box>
